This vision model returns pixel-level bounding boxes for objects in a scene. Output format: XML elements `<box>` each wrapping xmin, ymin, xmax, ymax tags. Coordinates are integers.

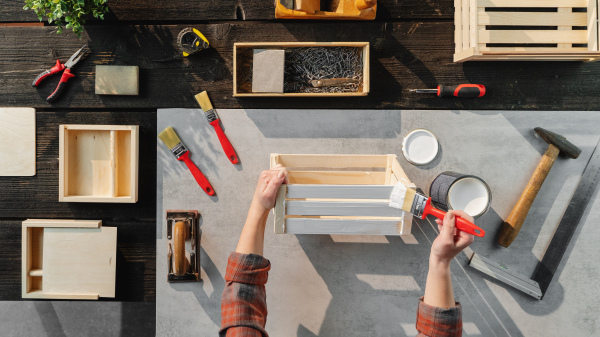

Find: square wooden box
<box><xmin>233</xmin><ymin>42</ymin><xmax>370</xmax><ymax>97</ymax></box>
<box><xmin>59</xmin><ymin>125</ymin><xmax>139</xmax><ymax>203</ymax></box>
<box><xmin>271</xmin><ymin>154</ymin><xmax>414</xmax><ymax>235</ymax></box>
<box><xmin>454</xmin><ymin>0</ymin><xmax>600</xmax><ymax>62</ymax></box>
<box><xmin>22</xmin><ymin>219</ymin><xmax>117</xmax><ymax>300</ymax></box>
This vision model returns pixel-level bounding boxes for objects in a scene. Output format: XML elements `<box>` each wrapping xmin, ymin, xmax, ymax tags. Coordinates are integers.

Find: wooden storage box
<box><xmin>454</xmin><ymin>0</ymin><xmax>600</xmax><ymax>62</ymax></box>
<box><xmin>22</xmin><ymin>219</ymin><xmax>117</xmax><ymax>300</ymax></box>
<box><xmin>233</xmin><ymin>42</ymin><xmax>370</xmax><ymax>97</ymax></box>
<box><xmin>271</xmin><ymin>154</ymin><xmax>414</xmax><ymax>235</ymax></box>
<box><xmin>59</xmin><ymin>125</ymin><xmax>139</xmax><ymax>203</ymax></box>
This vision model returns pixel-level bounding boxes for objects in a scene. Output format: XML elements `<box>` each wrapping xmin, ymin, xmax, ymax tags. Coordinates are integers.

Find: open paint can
<box><xmin>429</xmin><ymin>171</ymin><xmax>492</xmax><ymax>218</ymax></box>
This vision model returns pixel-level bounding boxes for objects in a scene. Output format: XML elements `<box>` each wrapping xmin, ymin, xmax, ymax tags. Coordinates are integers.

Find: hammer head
<box><xmin>534</xmin><ymin>127</ymin><xmax>581</xmax><ymax>159</ymax></box>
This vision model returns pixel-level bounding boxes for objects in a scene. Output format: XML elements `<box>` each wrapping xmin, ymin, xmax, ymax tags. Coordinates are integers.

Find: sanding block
<box><xmin>95</xmin><ymin>65</ymin><xmax>139</xmax><ymax>95</ymax></box>
<box><xmin>166</xmin><ymin>210</ymin><xmax>201</xmax><ymax>282</ymax></box>
<box><xmin>252</xmin><ymin>49</ymin><xmax>285</xmax><ymax>93</ymax></box>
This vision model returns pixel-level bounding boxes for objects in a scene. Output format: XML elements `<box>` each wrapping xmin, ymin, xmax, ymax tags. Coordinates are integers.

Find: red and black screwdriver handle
<box><xmin>438</xmin><ymin>84</ymin><xmax>485</xmax><ymax>98</ymax></box>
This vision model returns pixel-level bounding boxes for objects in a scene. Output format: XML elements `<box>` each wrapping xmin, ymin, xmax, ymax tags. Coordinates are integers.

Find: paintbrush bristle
<box><xmin>158</xmin><ymin>126</ymin><xmax>182</xmax><ymax>149</ymax></box>
<box><xmin>195</xmin><ymin>91</ymin><xmax>213</xmax><ymax>112</ymax></box>
<box><xmin>389</xmin><ymin>182</ymin><xmax>417</xmax><ymax>212</ymax></box>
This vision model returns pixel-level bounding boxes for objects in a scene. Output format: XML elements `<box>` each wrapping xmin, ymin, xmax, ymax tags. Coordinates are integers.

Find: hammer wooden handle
<box><xmin>498</xmin><ymin>144</ymin><xmax>560</xmax><ymax>247</ymax></box>
<box><xmin>173</xmin><ymin>220</ymin><xmax>188</xmax><ymax>276</ymax></box>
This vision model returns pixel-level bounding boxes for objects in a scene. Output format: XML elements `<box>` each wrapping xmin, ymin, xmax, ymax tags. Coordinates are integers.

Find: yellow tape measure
<box><xmin>177</xmin><ymin>28</ymin><xmax>210</xmax><ymax>57</ymax></box>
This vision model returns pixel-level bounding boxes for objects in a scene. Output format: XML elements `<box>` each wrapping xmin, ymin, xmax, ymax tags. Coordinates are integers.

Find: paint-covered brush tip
<box><xmin>158</xmin><ymin>126</ymin><xmax>182</xmax><ymax>149</ymax></box>
<box><xmin>194</xmin><ymin>91</ymin><xmax>213</xmax><ymax>112</ymax></box>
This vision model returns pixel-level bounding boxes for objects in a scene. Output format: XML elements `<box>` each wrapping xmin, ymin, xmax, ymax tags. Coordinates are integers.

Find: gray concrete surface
<box><xmin>157</xmin><ymin>109</ymin><xmax>600</xmax><ymax>337</ymax></box>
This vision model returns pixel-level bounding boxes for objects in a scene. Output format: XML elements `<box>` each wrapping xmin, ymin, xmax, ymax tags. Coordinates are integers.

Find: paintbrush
<box><xmin>389</xmin><ymin>183</ymin><xmax>485</xmax><ymax>237</ymax></box>
<box><xmin>195</xmin><ymin>91</ymin><xmax>239</xmax><ymax>164</ymax></box>
<box><xmin>158</xmin><ymin>126</ymin><xmax>215</xmax><ymax>196</ymax></box>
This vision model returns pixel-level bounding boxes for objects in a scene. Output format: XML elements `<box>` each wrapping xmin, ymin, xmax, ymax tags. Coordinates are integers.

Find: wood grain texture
<box><xmin>0</xmin><ymin>108</ymin><xmax>36</xmax><ymax>176</ymax></box>
<box><xmin>0</xmin><ymin>111</ymin><xmax>155</xmax><ymax>219</ymax></box>
<box><xmin>0</xmin><ymin>22</ymin><xmax>598</xmax><ymax>110</ymax></box>
<box><xmin>0</xmin><ymin>0</ymin><xmax>453</xmax><ymax>22</ymax></box>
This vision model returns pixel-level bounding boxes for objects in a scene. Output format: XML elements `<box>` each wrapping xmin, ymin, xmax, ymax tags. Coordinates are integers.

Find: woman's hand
<box><xmin>250</xmin><ymin>164</ymin><xmax>288</xmax><ymax>215</ymax></box>
<box><xmin>430</xmin><ymin>210</ymin><xmax>475</xmax><ymax>267</ymax></box>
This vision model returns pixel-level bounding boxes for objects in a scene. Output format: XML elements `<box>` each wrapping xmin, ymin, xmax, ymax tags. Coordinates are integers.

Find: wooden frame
<box><xmin>454</xmin><ymin>0</ymin><xmax>600</xmax><ymax>62</ymax></box>
<box><xmin>59</xmin><ymin>125</ymin><xmax>139</xmax><ymax>203</ymax></box>
<box><xmin>271</xmin><ymin>154</ymin><xmax>414</xmax><ymax>235</ymax></box>
<box><xmin>22</xmin><ymin>219</ymin><xmax>117</xmax><ymax>300</ymax></box>
<box><xmin>233</xmin><ymin>42</ymin><xmax>370</xmax><ymax>97</ymax></box>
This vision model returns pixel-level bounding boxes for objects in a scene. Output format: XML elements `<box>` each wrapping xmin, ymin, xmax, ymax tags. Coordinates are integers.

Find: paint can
<box><xmin>429</xmin><ymin>171</ymin><xmax>492</xmax><ymax>218</ymax></box>
<box><xmin>402</xmin><ymin>129</ymin><xmax>439</xmax><ymax>165</ymax></box>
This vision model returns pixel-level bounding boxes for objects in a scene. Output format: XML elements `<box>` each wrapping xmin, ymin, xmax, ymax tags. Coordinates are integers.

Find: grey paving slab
<box><xmin>157</xmin><ymin>109</ymin><xmax>600</xmax><ymax>337</ymax></box>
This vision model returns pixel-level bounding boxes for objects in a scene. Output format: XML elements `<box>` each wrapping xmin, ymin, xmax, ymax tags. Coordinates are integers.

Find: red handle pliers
<box><xmin>32</xmin><ymin>45</ymin><xmax>90</xmax><ymax>102</ymax></box>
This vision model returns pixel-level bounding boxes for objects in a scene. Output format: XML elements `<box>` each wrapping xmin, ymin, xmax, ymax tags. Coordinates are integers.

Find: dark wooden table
<box><xmin>1</xmin><ymin>0</ymin><xmax>599</xmax><ymax>302</ymax></box>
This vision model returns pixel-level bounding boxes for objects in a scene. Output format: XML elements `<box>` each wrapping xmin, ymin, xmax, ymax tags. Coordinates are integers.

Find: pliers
<box><xmin>32</xmin><ymin>45</ymin><xmax>90</xmax><ymax>102</ymax></box>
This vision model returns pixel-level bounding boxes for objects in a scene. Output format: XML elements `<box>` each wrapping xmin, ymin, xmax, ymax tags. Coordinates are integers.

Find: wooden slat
<box><xmin>588</xmin><ymin>0</ymin><xmax>599</xmax><ymax>51</ymax></box>
<box><xmin>479</xmin><ymin>30</ymin><xmax>587</xmax><ymax>44</ymax></box>
<box><xmin>286</xmin><ymin>200</ymin><xmax>403</xmax><ymax>217</ymax></box>
<box><xmin>276</xmin><ymin>154</ymin><xmax>390</xmax><ymax>168</ymax></box>
<box><xmin>285</xmin><ymin>218</ymin><xmax>404</xmax><ymax>235</ymax></box>
<box><xmin>463</xmin><ymin>0</ymin><xmax>470</xmax><ymax>51</ymax></box>
<box><xmin>479</xmin><ymin>47</ymin><xmax>589</xmax><ymax>52</ymax></box>
<box><xmin>288</xmin><ymin>171</ymin><xmax>387</xmax><ymax>185</ymax></box>
<box><xmin>478</xmin><ymin>12</ymin><xmax>587</xmax><ymax>26</ymax></box>
<box><xmin>286</xmin><ymin>185</ymin><xmax>394</xmax><ymax>199</ymax></box>
<box><xmin>478</xmin><ymin>0</ymin><xmax>588</xmax><ymax>7</ymax></box>
<box><xmin>470</xmin><ymin>0</ymin><xmax>478</xmax><ymax>49</ymax></box>
<box><xmin>455</xmin><ymin>0</ymin><xmax>463</xmax><ymax>52</ymax></box>
<box><xmin>557</xmin><ymin>8</ymin><xmax>573</xmax><ymax>49</ymax></box>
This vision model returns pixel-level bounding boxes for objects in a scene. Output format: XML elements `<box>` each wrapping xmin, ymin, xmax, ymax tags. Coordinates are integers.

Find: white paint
<box><xmin>402</xmin><ymin>129</ymin><xmax>439</xmax><ymax>165</ymax></box>
<box><xmin>448</xmin><ymin>178</ymin><xmax>490</xmax><ymax>217</ymax></box>
<box><xmin>389</xmin><ymin>182</ymin><xmax>408</xmax><ymax>209</ymax></box>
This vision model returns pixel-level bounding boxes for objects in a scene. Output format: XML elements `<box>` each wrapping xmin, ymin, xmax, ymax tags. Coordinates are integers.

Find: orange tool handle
<box><xmin>422</xmin><ymin>198</ymin><xmax>485</xmax><ymax>237</ymax></box>
<box><xmin>438</xmin><ymin>84</ymin><xmax>486</xmax><ymax>98</ymax></box>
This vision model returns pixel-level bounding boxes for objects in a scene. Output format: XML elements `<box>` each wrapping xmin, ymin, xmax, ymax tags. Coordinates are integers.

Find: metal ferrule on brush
<box><xmin>204</xmin><ymin>109</ymin><xmax>218</xmax><ymax>123</ymax></box>
<box><xmin>170</xmin><ymin>142</ymin><xmax>188</xmax><ymax>159</ymax></box>
<box><xmin>410</xmin><ymin>193</ymin><xmax>428</xmax><ymax>218</ymax></box>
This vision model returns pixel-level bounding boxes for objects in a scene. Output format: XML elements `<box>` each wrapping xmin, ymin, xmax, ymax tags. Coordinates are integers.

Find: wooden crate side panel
<box><xmin>478</xmin><ymin>12</ymin><xmax>587</xmax><ymax>26</ymax></box>
<box><xmin>478</xmin><ymin>0</ymin><xmax>588</xmax><ymax>7</ymax></box>
<box><xmin>285</xmin><ymin>218</ymin><xmax>403</xmax><ymax>235</ymax></box>
<box><xmin>286</xmin><ymin>185</ymin><xmax>394</xmax><ymax>199</ymax></box>
<box><xmin>274</xmin><ymin>185</ymin><xmax>287</xmax><ymax>234</ymax></box>
<box><xmin>455</xmin><ymin>0</ymin><xmax>463</xmax><ymax>53</ymax></box>
<box><xmin>274</xmin><ymin>154</ymin><xmax>390</xmax><ymax>168</ymax></box>
<box><xmin>589</xmin><ymin>0</ymin><xmax>599</xmax><ymax>51</ymax></box>
<box><xmin>479</xmin><ymin>30</ymin><xmax>588</xmax><ymax>44</ymax></box>
<box><xmin>286</xmin><ymin>200</ymin><xmax>405</xmax><ymax>217</ymax></box>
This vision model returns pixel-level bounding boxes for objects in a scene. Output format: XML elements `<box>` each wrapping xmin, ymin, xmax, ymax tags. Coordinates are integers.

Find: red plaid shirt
<box><xmin>220</xmin><ymin>252</ymin><xmax>462</xmax><ymax>337</ymax></box>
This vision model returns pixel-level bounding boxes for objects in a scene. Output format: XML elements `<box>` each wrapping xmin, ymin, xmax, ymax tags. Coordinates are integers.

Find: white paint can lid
<box><xmin>402</xmin><ymin>129</ymin><xmax>439</xmax><ymax>165</ymax></box>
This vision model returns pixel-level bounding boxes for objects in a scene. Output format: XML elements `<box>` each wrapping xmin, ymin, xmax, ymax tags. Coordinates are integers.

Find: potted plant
<box><xmin>24</xmin><ymin>0</ymin><xmax>109</xmax><ymax>37</ymax></box>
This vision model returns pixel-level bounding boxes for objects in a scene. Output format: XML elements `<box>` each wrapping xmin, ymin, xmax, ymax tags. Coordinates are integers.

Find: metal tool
<box><xmin>32</xmin><ymin>45</ymin><xmax>90</xmax><ymax>102</ymax></box>
<box><xmin>470</xmin><ymin>137</ymin><xmax>600</xmax><ymax>299</ymax></box>
<box><xmin>166</xmin><ymin>210</ymin><xmax>201</xmax><ymax>282</ymax></box>
<box><xmin>409</xmin><ymin>84</ymin><xmax>485</xmax><ymax>98</ymax></box>
<box><xmin>177</xmin><ymin>28</ymin><xmax>209</xmax><ymax>57</ymax></box>
<box><xmin>310</xmin><ymin>78</ymin><xmax>359</xmax><ymax>88</ymax></box>
<box><xmin>498</xmin><ymin>127</ymin><xmax>581</xmax><ymax>247</ymax></box>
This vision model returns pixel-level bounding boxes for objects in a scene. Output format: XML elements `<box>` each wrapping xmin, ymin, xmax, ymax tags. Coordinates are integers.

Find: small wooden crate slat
<box><xmin>454</xmin><ymin>0</ymin><xmax>600</xmax><ymax>61</ymax></box>
<box><xmin>233</xmin><ymin>42</ymin><xmax>370</xmax><ymax>97</ymax></box>
<box><xmin>271</xmin><ymin>154</ymin><xmax>414</xmax><ymax>236</ymax></box>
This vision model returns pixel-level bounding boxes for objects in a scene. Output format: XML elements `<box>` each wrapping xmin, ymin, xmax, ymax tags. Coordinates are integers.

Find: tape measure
<box><xmin>177</xmin><ymin>28</ymin><xmax>209</xmax><ymax>57</ymax></box>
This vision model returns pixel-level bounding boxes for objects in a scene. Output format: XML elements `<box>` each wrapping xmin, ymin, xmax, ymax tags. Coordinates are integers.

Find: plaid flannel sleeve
<box><xmin>416</xmin><ymin>297</ymin><xmax>462</xmax><ymax>337</ymax></box>
<box><xmin>220</xmin><ymin>252</ymin><xmax>271</xmax><ymax>337</ymax></box>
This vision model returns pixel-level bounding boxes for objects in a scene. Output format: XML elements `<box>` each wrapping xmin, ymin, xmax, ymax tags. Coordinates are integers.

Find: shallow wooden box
<box><xmin>233</xmin><ymin>42</ymin><xmax>370</xmax><ymax>97</ymax></box>
<box><xmin>22</xmin><ymin>219</ymin><xmax>117</xmax><ymax>300</ymax></box>
<box><xmin>454</xmin><ymin>0</ymin><xmax>600</xmax><ymax>62</ymax></box>
<box><xmin>59</xmin><ymin>125</ymin><xmax>139</xmax><ymax>203</ymax></box>
<box><xmin>271</xmin><ymin>154</ymin><xmax>414</xmax><ymax>235</ymax></box>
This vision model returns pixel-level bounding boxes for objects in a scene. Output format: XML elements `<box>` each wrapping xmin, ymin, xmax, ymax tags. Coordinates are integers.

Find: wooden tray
<box><xmin>271</xmin><ymin>154</ymin><xmax>414</xmax><ymax>235</ymax></box>
<box><xmin>59</xmin><ymin>125</ymin><xmax>139</xmax><ymax>203</ymax></box>
<box><xmin>454</xmin><ymin>0</ymin><xmax>600</xmax><ymax>62</ymax></box>
<box><xmin>22</xmin><ymin>219</ymin><xmax>117</xmax><ymax>300</ymax></box>
<box><xmin>233</xmin><ymin>42</ymin><xmax>370</xmax><ymax>97</ymax></box>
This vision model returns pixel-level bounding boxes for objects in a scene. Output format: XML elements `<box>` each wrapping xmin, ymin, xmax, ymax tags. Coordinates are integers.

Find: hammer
<box><xmin>497</xmin><ymin>127</ymin><xmax>581</xmax><ymax>248</ymax></box>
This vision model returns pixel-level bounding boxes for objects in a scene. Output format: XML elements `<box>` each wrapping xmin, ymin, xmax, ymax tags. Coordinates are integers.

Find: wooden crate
<box><xmin>233</xmin><ymin>42</ymin><xmax>370</xmax><ymax>97</ymax></box>
<box><xmin>454</xmin><ymin>0</ymin><xmax>600</xmax><ymax>61</ymax></box>
<box><xmin>59</xmin><ymin>125</ymin><xmax>139</xmax><ymax>203</ymax></box>
<box><xmin>22</xmin><ymin>219</ymin><xmax>117</xmax><ymax>300</ymax></box>
<box><xmin>271</xmin><ymin>154</ymin><xmax>414</xmax><ymax>235</ymax></box>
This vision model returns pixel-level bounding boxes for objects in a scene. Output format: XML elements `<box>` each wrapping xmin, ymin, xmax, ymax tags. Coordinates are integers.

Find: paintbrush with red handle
<box><xmin>195</xmin><ymin>91</ymin><xmax>239</xmax><ymax>164</ymax></box>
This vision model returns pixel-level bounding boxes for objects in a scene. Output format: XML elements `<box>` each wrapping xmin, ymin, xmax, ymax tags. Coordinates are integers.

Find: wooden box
<box><xmin>271</xmin><ymin>154</ymin><xmax>414</xmax><ymax>235</ymax></box>
<box><xmin>22</xmin><ymin>219</ymin><xmax>117</xmax><ymax>300</ymax></box>
<box><xmin>233</xmin><ymin>42</ymin><xmax>370</xmax><ymax>97</ymax></box>
<box><xmin>59</xmin><ymin>125</ymin><xmax>139</xmax><ymax>203</ymax></box>
<box><xmin>454</xmin><ymin>0</ymin><xmax>600</xmax><ymax>62</ymax></box>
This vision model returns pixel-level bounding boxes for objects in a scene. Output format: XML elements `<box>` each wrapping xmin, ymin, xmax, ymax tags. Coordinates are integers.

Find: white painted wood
<box><xmin>285</xmin><ymin>218</ymin><xmax>404</xmax><ymax>235</ymax></box>
<box><xmin>478</xmin><ymin>0</ymin><xmax>587</xmax><ymax>7</ymax></box>
<box><xmin>0</xmin><ymin>108</ymin><xmax>36</xmax><ymax>176</ymax></box>
<box><xmin>287</xmin><ymin>200</ymin><xmax>404</xmax><ymax>217</ymax></box>
<box><xmin>286</xmin><ymin>185</ymin><xmax>394</xmax><ymax>199</ymax></box>
<box><xmin>478</xmin><ymin>12</ymin><xmax>586</xmax><ymax>26</ymax></box>
<box><xmin>274</xmin><ymin>185</ymin><xmax>287</xmax><ymax>234</ymax></box>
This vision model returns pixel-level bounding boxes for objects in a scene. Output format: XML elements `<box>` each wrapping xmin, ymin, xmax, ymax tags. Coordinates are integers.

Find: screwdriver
<box><xmin>409</xmin><ymin>84</ymin><xmax>486</xmax><ymax>98</ymax></box>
